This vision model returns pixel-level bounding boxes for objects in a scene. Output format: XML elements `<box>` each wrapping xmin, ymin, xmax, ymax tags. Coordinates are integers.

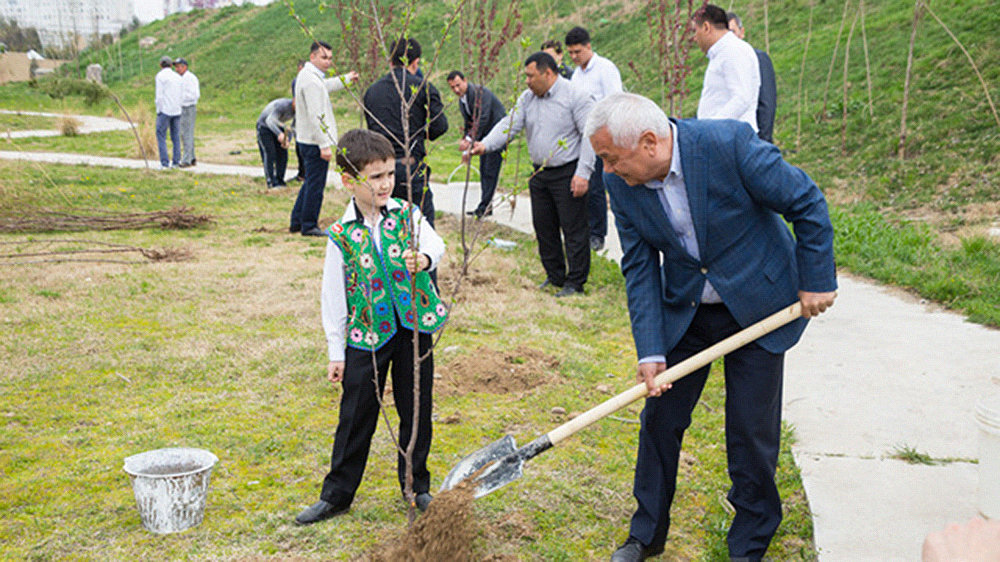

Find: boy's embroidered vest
<box><xmin>327</xmin><ymin>199</ymin><xmax>448</xmax><ymax>352</ymax></box>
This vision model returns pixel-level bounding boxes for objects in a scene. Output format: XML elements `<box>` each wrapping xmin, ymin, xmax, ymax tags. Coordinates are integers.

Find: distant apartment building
<box><xmin>0</xmin><ymin>0</ymin><xmax>136</xmax><ymax>48</ymax></box>
<box><xmin>1</xmin><ymin>0</ymin><xmax>275</xmax><ymax>50</ymax></box>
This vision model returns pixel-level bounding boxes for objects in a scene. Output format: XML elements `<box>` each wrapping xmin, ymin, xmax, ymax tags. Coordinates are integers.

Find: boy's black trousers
<box><xmin>319</xmin><ymin>327</ymin><xmax>434</xmax><ymax>505</ymax></box>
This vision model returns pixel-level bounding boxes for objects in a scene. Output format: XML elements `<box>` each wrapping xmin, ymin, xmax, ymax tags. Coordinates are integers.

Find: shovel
<box><xmin>440</xmin><ymin>301</ymin><xmax>803</xmax><ymax>498</ymax></box>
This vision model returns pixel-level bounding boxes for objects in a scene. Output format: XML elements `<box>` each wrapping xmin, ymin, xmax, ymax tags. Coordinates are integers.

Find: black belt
<box><xmin>534</xmin><ymin>159</ymin><xmax>577</xmax><ymax>172</ymax></box>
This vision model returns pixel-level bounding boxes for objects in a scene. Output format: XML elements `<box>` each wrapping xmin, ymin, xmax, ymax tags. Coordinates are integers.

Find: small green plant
<box><xmin>891</xmin><ymin>444</ymin><xmax>936</xmax><ymax>465</ymax></box>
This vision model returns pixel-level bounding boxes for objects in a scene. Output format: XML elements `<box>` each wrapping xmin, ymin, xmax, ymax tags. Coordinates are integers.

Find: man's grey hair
<box><xmin>584</xmin><ymin>92</ymin><xmax>671</xmax><ymax>148</ymax></box>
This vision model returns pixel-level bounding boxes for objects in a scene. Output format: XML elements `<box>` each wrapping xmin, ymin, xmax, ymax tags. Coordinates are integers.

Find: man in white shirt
<box><xmin>692</xmin><ymin>4</ymin><xmax>761</xmax><ymax>131</ymax></box>
<box><xmin>290</xmin><ymin>40</ymin><xmax>358</xmax><ymax>237</ymax></box>
<box><xmin>173</xmin><ymin>58</ymin><xmax>200</xmax><ymax>167</ymax></box>
<box><xmin>566</xmin><ymin>26</ymin><xmax>623</xmax><ymax>252</ymax></box>
<box><xmin>154</xmin><ymin>55</ymin><xmax>182</xmax><ymax>169</ymax></box>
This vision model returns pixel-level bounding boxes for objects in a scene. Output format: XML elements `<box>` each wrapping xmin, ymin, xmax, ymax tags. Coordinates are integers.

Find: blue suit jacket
<box><xmin>606</xmin><ymin>118</ymin><xmax>837</xmax><ymax>358</ymax></box>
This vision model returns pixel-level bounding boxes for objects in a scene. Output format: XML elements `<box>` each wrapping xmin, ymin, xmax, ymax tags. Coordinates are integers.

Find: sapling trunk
<box><xmin>923</xmin><ymin>3</ymin><xmax>1000</xmax><ymax>128</ymax></box>
<box><xmin>796</xmin><ymin>2</ymin><xmax>814</xmax><ymax>151</ymax></box>
<box><xmin>842</xmin><ymin>9</ymin><xmax>859</xmax><ymax>155</ymax></box>
<box><xmin>822</xmin><ymin>0</ymin><xmax>851</xmax><ymax>116</ymax></box>
<box><xmin>899</xmin><ymin>0</ymin><xmax>922</xmax><ymax>161</ymax></box>
<box><xmin>859</xmin><ymin>0</ymin><xmax>874</xmax><ymax>120</ymax></box>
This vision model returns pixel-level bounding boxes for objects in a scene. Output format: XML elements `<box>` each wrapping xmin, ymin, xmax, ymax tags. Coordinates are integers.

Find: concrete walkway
<box><xmin>2</xmin><ymin>130</ymin><xmax>1000</xmax><ymax>559</ymax></box>
<box><xmin>1</xmin><ymin>109</ymin><xmax>132</xmax><ymax>138</ymax></box>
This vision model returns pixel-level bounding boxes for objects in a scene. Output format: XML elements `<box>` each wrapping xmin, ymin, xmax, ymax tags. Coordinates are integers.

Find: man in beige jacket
<box><xmin>290</xmin><ymin>40</ymin><xmax>358</xmax><ymax>236</ymax></box>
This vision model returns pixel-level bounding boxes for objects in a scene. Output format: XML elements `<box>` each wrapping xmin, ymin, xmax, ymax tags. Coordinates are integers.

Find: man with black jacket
<box><xmin>447</xmin><ymin>70</ymin><xmax>506</xmax><ymax>218</ymax></box>
<box><xmin>363</xmin><ymin>37</ymin><xmax>449</xmax><ymax>225</ymax></box>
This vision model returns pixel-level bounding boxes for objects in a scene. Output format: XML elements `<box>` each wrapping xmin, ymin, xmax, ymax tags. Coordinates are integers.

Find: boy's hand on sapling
<box><xmin>402</xmin><ymin>249</ymin><xmax>428</xmax><ymax>273</ymax></box>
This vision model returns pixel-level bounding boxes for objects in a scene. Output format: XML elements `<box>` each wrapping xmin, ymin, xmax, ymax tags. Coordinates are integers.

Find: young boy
<box><xmin>295</xmin><ymin>129</ymin><xmax>449</xmax><ymax>525</ymax></box>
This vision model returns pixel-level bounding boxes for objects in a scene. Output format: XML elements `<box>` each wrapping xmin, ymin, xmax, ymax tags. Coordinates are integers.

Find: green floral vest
<box><xmin>327</xmin><ymin>200</ymin><xmax>448</xmax><ymax>352</ymax></box>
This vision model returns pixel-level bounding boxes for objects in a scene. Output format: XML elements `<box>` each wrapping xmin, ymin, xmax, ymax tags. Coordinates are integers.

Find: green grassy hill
<box><xmin>6</xmin><ymin>0</ymin><xmax>1000</xmax><ymax>323</ymax></box>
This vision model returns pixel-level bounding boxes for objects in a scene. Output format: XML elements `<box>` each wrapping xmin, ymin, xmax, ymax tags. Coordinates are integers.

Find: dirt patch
<box><xmin>362</xmin><ymin>482</ymin><xmax>476</xmax><ymax>562</ymax></box>
<box><xmin>436</xmin><ymin>346</ymin><xmax>560</xmax><ymax>396</ymax></box>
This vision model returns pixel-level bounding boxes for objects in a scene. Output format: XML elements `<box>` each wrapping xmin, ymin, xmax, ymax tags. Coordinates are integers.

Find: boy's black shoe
<box><xmin>294</xmin><ymin>499</ymin><xmax>350</xmax><ymax>525</ymax></box>
<box><xmin>414</xmin><ymin>492</ymin><xmax>432</xmax><ymax>512</ymax></box>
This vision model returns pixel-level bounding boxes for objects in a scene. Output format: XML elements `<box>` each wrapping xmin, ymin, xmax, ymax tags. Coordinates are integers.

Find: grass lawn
<box><xmin>0</xmin><ymin>112</ymin><xmax>59</xmax><ymax>132</ymax></box>
<box><xmin>0</xmin><ymin>159</ymin><xmax>814</xmax><ymax>559</ymax></box>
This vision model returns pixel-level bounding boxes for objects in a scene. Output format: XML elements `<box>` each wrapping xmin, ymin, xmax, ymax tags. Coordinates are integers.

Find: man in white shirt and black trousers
<box><xmin>692</xmin><ymin>4</ymin><xmax>761</xmax><ymax>132</ymax></box>
<box><xmin>566</xmin><ymin>26</ymin><xmax>623</xmax><ymax>252</ymax></box>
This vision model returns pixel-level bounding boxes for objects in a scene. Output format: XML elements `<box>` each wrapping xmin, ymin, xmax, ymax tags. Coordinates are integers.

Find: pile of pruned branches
<box><xmin>0</xmin><ymin>207</ymin><xmax>212</xmax><ymax>233</ymax></box>
<box><xmin>0</xmin><ymin>239</ymin><xmax>192</xmax><ymax>265</ymax></box>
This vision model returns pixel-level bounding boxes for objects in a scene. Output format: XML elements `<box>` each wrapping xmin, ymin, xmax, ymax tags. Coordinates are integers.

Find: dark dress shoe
<box><xmin>555</xmin><ymin>286</ymin><xmax>582</xmax><ymax>298</ymax></box>
<box><xmin>289</xmin><ymin>225</ymin><xmax>301</xmax><ymax>233</ymax></box>
<box><xmin>414</xmin><ymin>492</ymin><xmax>432</xmax><ymax>512</ymax></box>
<box><xmin>538</xmin><ymin>279</ymin><xmax>562</xmax><ymax>290</ymax></box>
<box><xmin>610</xmin><ymin>537</ymin><xmax>663</xmax><ymax>561</ymax></box>
<box><xmin>294</xmin><ymin>499</ymin><xmax>349</xmax><ymax>525</ymax></box>
<box><xmin>302</xmin><ymin>227</ymin><xmax>326</xmax><ymax>237</ymax></box>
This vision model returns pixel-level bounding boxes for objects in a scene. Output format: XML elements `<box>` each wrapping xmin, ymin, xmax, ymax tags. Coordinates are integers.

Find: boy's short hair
<box><xmin>336</xmin><ymin>129</ymin><xmax>395</xmax><ymax>178</ymax></box>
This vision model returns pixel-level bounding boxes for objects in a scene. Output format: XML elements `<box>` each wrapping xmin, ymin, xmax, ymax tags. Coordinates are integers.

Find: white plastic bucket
<box><xmin>123</xmin><ymin>448</ymin><xmax>219</xmax><ymax>534</ymax></box>
<box><xmin>975</xmin><ymin>394</ymin><xmax>1000</xmax><ymax>519</ymax></box>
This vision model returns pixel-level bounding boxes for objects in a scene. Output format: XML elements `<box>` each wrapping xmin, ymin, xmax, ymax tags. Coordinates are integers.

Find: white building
<box><xmin>1</xmin><ymin>0</ymin><xmax>135</xmax><ymax>48</ymax></box>
<box><xmin>1</xmin><ymin>0</ymin><xmax>276</xmax><ymax>49</ymax></box>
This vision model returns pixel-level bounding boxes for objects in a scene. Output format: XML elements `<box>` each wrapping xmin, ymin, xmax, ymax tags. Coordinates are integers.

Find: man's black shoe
<box><xmin>289</xmin><ymin>225</ymin><xmax>301</xmax><ymax>233</ymax></box>
<box><xmin>610</xmin><ymin>537</ymin><xmax>664</xmax><ymax>561</ymax></box>
<box><xmin>294</xmin><ymin>499</ymin><xmax>349</xmax><ymax>525</ymax></box>
<box><xmin>538</xmin><ymin>279</ymin><xmax>562</xmax><ymax>290</ymax></box>
<box><xmin>302</xmin><ymin>227</ymin><xmax>325</xmax><ymax>237</ymax></box>
<box><xmin>555</xmin><ymin>286</ymin><xmax>582</xmax><ymax>298</ymax></box>
<box><xmin>414</xmin><ymin>492</ymin><xmax>432</xmax><ymax>512</ymax></box>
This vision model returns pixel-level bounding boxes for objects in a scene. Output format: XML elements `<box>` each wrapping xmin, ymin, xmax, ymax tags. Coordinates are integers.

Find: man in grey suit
<box><xmin>586</xmin><ymin>92</ymin><xmax>836</xmax><ymax>561</ymax></box>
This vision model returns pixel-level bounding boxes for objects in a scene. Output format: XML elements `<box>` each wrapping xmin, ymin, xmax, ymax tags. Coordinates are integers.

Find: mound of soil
<box><xmin>362</xmin><ymin>482</ymin><xmax>476</xmax><ymax>561</ymax></box>
<box><xmin>436</xmin><ymin>346</ymin><xmax>560</xmax><ymax>396</ymax></box>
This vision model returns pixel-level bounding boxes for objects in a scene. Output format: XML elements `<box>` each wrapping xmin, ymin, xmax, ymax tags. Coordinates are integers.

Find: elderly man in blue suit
<box><xmin>586</xmin><ymin>92</ymin><xmax>837</xmax><ymax>562</ymax></box>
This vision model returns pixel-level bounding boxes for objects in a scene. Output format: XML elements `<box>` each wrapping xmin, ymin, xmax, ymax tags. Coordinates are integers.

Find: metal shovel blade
<box><xmin>440</xmin><ymin>434</ymin><xmax>520</xmax><ymax>498</ymax></box>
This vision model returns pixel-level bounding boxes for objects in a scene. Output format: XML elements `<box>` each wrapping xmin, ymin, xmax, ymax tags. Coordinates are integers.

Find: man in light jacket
<box><xmin>290</xmin><ymin>40</ymin><xmax>358</xmax><ymax>237</ymax></box>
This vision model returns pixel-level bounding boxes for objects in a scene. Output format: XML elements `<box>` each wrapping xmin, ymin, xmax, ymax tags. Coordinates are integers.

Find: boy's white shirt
<box><xmin>321</xmin><ymin>197</ymin><xmax>445</xmax><ymax>361</ymax></box>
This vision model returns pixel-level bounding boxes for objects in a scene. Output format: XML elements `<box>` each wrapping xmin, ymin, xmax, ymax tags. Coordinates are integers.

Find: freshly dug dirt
<box><xmin>362</xmin><ymin>482</ymin><xmax>476</xmax><ymax>562</ymax></box>
<box><xmin>436</xmin><ymin>346</ymin><xmax>560</xmax><ymax>396</ymax></box>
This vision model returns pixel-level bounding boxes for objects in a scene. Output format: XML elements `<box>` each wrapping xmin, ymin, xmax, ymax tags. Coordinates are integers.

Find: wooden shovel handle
<box><xmin>546</xmin><ymin>302</ymin><xmax>803</xmax><ymax>446</ymax></box>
